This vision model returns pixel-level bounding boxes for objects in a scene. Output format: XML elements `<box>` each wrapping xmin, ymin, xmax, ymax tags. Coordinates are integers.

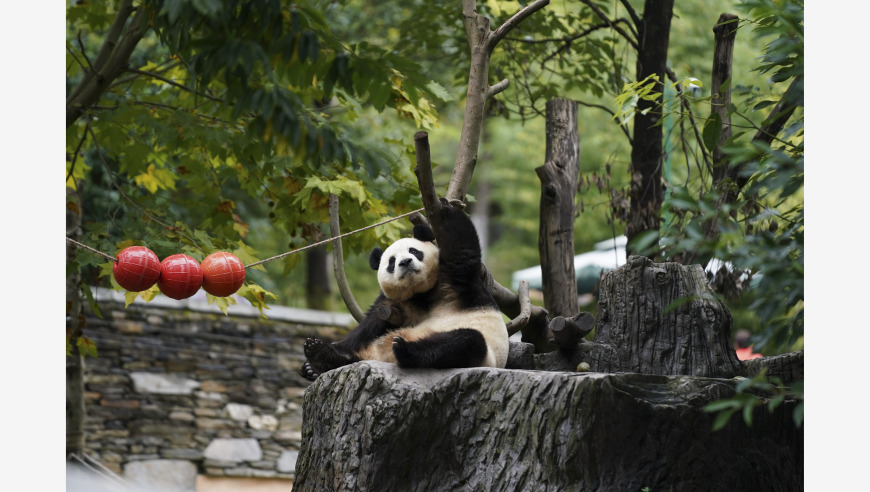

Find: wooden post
<box><xmin>711</xmin><ymin>13</ymin><xmax>739</xmax><ymax>180</ymax></box>
<box><xmin>536</xmin><ymin>98</ymin><xmax>580</xmax><ymax>318</ymax></box>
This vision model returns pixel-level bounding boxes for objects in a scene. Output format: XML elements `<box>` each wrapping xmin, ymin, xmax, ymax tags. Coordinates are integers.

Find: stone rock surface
<box><xmin>130</xmin><ymin>372</ymin><xmax>201</xmax><ymax>395</ymax></box>
<box><xmin>295</xmin><ymin>361</ymin><xmax>802</xmax><ymax>492</ymax></box>
<box><xmin>203</xmin><ymin>438</ymin><xmax>263</xmax><ymax>462</ymax></box>
<box><xmin>123</xmin><ymin>459</ymin><xmax>197</xmax><ymax>491</ymax></box>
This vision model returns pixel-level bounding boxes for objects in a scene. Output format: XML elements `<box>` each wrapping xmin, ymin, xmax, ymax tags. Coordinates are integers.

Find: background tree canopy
<box><xmin>61</xmin><ymin>0</ymin><xmax>809</xmax><ymax>358</ymax></box>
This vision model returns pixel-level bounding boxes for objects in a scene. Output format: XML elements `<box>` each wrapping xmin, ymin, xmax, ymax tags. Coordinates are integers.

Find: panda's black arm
<box><xmin>333</xmin><ymin>294</ymin><xmax>399</xmax><ymax>353</ymax></box>
<box><xmin>436</xmin><ymin>199</ymin><xmax>483</xmax><ymax>284</ymax></box>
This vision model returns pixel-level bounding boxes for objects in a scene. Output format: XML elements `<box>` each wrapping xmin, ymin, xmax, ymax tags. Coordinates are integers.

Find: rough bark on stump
<box><xmin>295</xmin><ymin>361</ymin><xmax>802</xmax><ymax>492</ymax></box>
<box><xmin>576</xmin><ymin>255</ymin><xmax>743</xmax><ymax>378</ymax></box>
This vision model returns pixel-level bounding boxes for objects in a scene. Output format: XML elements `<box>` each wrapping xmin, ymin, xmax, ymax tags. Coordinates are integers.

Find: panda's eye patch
<box><xmin>387</xmin><ymin>256</ymin><xmax>396</xmax><ymax>274</ymax></box>
<box><xmin>408</xmin><ymin>247</ymin><xmax>424</xmax><ymax>261</ymax></box>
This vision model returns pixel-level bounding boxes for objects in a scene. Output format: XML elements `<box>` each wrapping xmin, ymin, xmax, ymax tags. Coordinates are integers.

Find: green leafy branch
<box><xmin>703</xmin><ymin>370</ymin><xmax>803</xmax><ymax>431</ymax></box>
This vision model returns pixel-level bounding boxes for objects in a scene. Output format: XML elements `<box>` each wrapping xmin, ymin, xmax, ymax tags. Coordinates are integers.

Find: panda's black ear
<box><xmin>413</xmin><ymin>224</ymin><xmax>436</xmax><ymax>242</ymax></box>
<box><xmin>369</xmin><ymin>247</ymin><xmax>383</xmax><ymax>270</ymax></box>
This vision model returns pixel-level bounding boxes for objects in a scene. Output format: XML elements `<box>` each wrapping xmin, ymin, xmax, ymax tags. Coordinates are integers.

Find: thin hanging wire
<box><xmin>64</xmin><ymin>207</ymin><xmax>427</xmax><ymax>269</ymax></box>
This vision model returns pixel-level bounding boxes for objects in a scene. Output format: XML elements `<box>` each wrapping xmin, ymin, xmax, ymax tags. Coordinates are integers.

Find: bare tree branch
<box><xmin>618</xmin><ymin>0</ymin><xmax>643</xmax><ymax>35</ymax></box>
<box><xmin>328</xmin><ymin>194</ymin><xmax>366</xmax><ymax>322</ymax></box>
<box><xmin>486</xmin><ymin>78</ymin><xmax>510</xmax><ymax>99</ymax></box>
<box><xmin>125</xmin><ymin>68</ymin><xmax>224</xmax><ymax>102</ymax></box>
<box><xmin>575</xmin><ymin>100</ymin><xmax>633</xmax><ymax>144</ymax></box>
<box><xmin>505</xmin><ymin>281</ymin><xmax>531</xmax><ymax>335</ymax></box>
<box><xmin>487</xmin><ymin>0</ymin><xmax>552</xmax><ymax>51</ymax></box>
<box><xmin>665</xmin><ymin>67</ymin><xmax>712</xmax><ymax>174</ymax></box>
<box><xmin>579</xmin><ymin>0</ymin><xmax>638</xmax><ymax>50</ymax></box>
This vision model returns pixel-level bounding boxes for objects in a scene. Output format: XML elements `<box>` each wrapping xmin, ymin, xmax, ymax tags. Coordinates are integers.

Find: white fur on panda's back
<box><xmin>356</xmin><ymin>306</ymin><xmax>508</xmax><ymax>368</ymax></box>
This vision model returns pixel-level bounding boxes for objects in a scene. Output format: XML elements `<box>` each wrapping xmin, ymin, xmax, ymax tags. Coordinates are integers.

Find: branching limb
<box><xmin>505</xmin><ymin>281</ymin><xmax>531</xmax><ymax>335</ymax></box>
<box><xmin>665</xmin><ymin>67</ymin><xmax>712</xmax><ymax>175</ymax></box>
<box><xmin>67</xmin><ymin>119</ymin><xmax>91</xmax><ymax>186</ymax></box>
<box><xmin>67</xmin><ymin>1</ymin><xmax>150</xmax><ymax>127</ymax></box>
<box><xmin>486</xmin><ymin>78</ymin><xmax>510</xmax><ymax>99</ymax></box>
<box><xmin>576</xmin><ymin>100</ymin><xmax>633</xmax><ymax>144</ymax></box>
<box><xmin>617</xmin><ymin>0</ymin><xmax>643</xmax><ymax>35</ymax></box>
<box><xmin>487</xmin><ymin>0</ymin><xmax>552</xmax><ymax>51</ymax></box>
<box><xmin>329</xmin><ymin>194</ymin><xmax>366</xmax><ymax>323</ymax></box>
<box><xmin>579</xmin><ymin>0</ymin><xmax>638</xmax><ymax>50</ymax></box>
<box><xmin>448</xmin><ymin>0</ymin><xmax>550</xmax><ymax>204</ymax></box>
<box><xmin>125</xmin><ymin>68</ymin><xmax>224</xmax><ymax>102</ymax></box>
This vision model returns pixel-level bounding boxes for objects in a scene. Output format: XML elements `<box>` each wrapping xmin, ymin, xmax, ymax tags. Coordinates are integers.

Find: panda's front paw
<box><xmin>304</xmin><ymin>337</ymin><xmax>354</xmax><ymax>372</ymax></box>
<box><xmin>392</xmin><ymin>336</ymin><xmax>419</xmax><ymax>368</ymax></box>
<box><xmin>299</xmin><ymin>361</ymin><xmax>320</xmax><ymax>381</ymax></box>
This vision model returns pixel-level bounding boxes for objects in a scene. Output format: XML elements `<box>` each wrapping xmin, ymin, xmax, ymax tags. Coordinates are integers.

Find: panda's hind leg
<box><xmin>392</xmin><ymin>328</ymin><xmax>487</xmax><ymax>369</ymax></box>
<box><xmin>299</xmin><ymin>361</ymin><xmax>320</xmax><ymax>381</ymax></box>
<box><xmin>304</xmin><ymin>338</ymin><xmax>359</xmax><ymax>374</ymax></box>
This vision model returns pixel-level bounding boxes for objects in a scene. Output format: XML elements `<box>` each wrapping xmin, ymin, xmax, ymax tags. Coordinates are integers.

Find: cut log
<box><xmin>295</xmin><ymin>362</ymin><xmax>802</xmax><ymax>491</ymax></box>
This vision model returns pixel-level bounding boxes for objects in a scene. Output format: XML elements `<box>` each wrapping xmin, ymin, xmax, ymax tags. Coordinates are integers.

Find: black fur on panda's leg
<box><xmin>392</xmin><ymin>328</ymin><xmax>488</xmax><ymax>369</ymax></box>
<box><xmin>304</xmin><ymin>338</ymin><xmax>359</xmax><ymax>374</ymax></box>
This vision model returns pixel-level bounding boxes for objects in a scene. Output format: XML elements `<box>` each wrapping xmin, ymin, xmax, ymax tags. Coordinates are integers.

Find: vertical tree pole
<box><xmin>683</xmin><ymin>13</ymin><xmax>738</xmax><ymax>267</ymax></box>
<box><xmin>710</xmin><ymin>13</ymin><xmax>739</xmax><ymax>176</ymax></box>
<box><xmin>625</xmin><ymin>0</ymin><xmax>674</xmax><ymax>257</ymax></box>
<box><xmin>536</xmin><ymin>99</ymin><xmax>580</xmax><ymax>318</ymax></box>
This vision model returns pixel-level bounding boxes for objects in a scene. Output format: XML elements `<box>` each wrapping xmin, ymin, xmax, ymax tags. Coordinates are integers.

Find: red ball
<box><xmin>113</xmin><ymin>246</ymin><xmax>161</xmax><ymax>292</ymax></box>
<box><xmin>158</xmin><ymin>254</ymin><xmax>203</xmax><ymax>300</ymax></box>
<box><xmin>201</xmin><ymin>252</ymin><xmax>246</xmax><ymax>297</ymax></box>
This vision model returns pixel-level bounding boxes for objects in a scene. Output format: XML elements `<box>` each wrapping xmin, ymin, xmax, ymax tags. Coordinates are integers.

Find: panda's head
<box><xmin>369</xmin><ymin>225</ymin><xmax>438</xmax><ymax>301</ymax></box>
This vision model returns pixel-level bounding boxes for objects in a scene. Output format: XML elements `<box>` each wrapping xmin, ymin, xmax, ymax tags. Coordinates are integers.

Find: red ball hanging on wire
<box><xmin>158</xmin><ymin>254</ymin><xmax>203</xmax><ymax>300</ymax></box>
<box><xmin>201</xmin><ymin>252</ymin><xmax>246</xmax><ymax>297</ymax></box>
<box><xmin>112</xmin><ymin>246</ymin><xmax>161</xmax><ymax>292</ymax></box>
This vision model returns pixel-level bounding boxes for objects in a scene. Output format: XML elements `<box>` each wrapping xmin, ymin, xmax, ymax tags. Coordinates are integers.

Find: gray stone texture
<box><xmin>123</xmin><ymin>459</ymin><xmax>197</xmax><ymax>491</ymax></box>
<box><xmin>203</xmin><ymin>438</ymin><xmax>263</xmax><ymax>462</ymax></box>
<box><xmin>81</xmin><ymin>294</ymin><xmax>313</xmax><ymax>480</ymax></box>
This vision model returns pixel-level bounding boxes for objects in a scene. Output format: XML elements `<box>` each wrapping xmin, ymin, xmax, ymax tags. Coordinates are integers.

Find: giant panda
<box><xmin>300</xmin><ymin>198</ymin><xmax>508</xmax><ymax>381</ymax></box>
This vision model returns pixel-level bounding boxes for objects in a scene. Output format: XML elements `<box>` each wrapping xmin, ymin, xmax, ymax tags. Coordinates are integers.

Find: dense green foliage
<box><xmin>67</xmin><ymin>0</ymin><xmax>803</xmax><ymax>365</ymax></box>
<box><xmin>66</xmin><ymin>0</ymin><xmax>450</xmax><ymax>319</ymax></box>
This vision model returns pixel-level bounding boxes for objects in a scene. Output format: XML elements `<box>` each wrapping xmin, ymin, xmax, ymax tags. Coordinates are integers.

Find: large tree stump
<box><xmin>295</xmin><ymin>362</ymin><xmax>802</xmax><ymax>491</ymax></box>
<box><xmin>581</xmin><ymin>255</ymin><xmax>743</xmax><ymax>378</ymax></box>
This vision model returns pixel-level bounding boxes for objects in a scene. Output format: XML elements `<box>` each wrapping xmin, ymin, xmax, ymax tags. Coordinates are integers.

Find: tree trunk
<box><xmin>625</xmin><ymin>0</ymin><xmax>674</xmax><ymax>257</ymax></box>
<box><xmin>536</xmin><ymin>98</ymin><xmax>580</xmax><ymax>318</ymax></box>
<box><xmin>66</xmin><ymin>0</ymin><xmax>150</xmax><ymax>127</ymax></box>
<box><xmin>66</xmin><ymin>186</ymin><xmax>85</xmax><ymax>458</ymax></box>
<box><xmin>584</xmin><ymin>255</ymin><xmax>743</xmax><ymax>378</ymax></box>
<box><xmin>306</xmin><ymin>245</ymin><xmax>332</xmax><ymax>311</ymax></box>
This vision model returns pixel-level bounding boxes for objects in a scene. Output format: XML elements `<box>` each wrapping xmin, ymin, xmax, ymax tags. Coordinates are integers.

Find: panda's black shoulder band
<box><xmin>413</xmin><ymin>224</ymin><xmax>436</xmax><ymax>242</ymax></box>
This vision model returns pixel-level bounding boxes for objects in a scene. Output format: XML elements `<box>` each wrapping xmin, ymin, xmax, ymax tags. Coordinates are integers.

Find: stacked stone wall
<box><xmin>79</xmin><ymin>289</ymin><xmax>351</xmax><ymax>489</ymax></box>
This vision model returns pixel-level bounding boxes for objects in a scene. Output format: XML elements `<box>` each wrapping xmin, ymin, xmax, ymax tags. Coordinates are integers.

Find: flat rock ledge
<box><xmin>295</xmin><ymin>361</ymin><xmax>802</xmax><ymax>492</ymax></box>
